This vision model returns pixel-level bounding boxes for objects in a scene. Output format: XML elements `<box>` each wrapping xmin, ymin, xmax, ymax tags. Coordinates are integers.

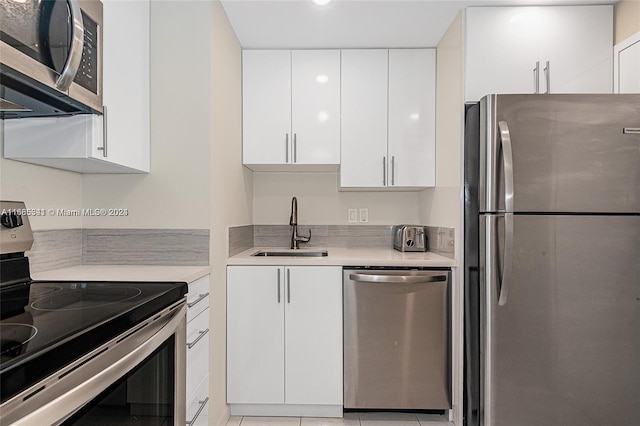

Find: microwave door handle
<box><xmin>497</xmin><ymin>120</ymin><xmax>514</xmax><ymax>306</ymax></box>
<box><xmin>55</xmin><ymin>0</ymin><xmax>85</xmax><ymax>91</ymax></box>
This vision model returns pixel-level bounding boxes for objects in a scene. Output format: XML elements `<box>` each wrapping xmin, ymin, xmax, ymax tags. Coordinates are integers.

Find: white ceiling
<box><xmin>220</xmin><ymin>0</ymin><xmax>617</xmax><ymax>49</ymax></box>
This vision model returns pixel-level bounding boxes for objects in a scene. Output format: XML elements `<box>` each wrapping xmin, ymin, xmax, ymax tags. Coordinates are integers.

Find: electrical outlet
<box><xmin>359</xmin><ymin>208</ymin><xmax>369</xmax><ymax>223</ymax></box>
<box><xmin>348</xmin><ymin>208</ymin><xmax>358</xmax><ymax>223</ymax></box>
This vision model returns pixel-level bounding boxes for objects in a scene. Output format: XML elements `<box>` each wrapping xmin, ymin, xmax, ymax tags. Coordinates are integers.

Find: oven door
<box><xmin>0</xmin><ymin>301</ymin><xmax>186</xmax><ymax>425</ymax></box>
<box><xmin>0</xmin><ymin>0</ymin><xmax>102</xmax><ymax>116</ymax></box>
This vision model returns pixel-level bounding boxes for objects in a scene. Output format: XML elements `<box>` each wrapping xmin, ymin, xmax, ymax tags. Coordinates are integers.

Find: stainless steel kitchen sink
<box><xmin>252</xmin><ymin>250</ymin><xmax>328</xmax><ymax>257</ymax></box>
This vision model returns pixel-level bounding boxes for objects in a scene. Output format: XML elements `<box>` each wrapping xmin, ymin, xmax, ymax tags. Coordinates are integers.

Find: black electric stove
<box><xmin>0</xmin><ymin>201</ymin><xmax>188</xmax><ymax>407</ymax></box>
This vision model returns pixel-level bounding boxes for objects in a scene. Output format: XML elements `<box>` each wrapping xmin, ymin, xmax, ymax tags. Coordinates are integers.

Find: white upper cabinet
<box><xmin>291</xmin><ymin>51</ymin><xmax>341</xmax><ymax>165</ymax></box>
<box><xmin>388</xmin><ymin>49</ymin><xmax>436</xmax><ymax>188</ymax></box>
<box><xmin>340</xmin><ymin>50</ymin><xmax>388</xmax><ymax>188</ymax></box>
<box><xmin>3</xmin><ymin>0</ymin><xmax>150</xmax><ymax>173</ymax></box>
<box><xmin>340</xmin><ymin>49</ymin><xmax>436</xmax><ymax>189</ymax></box>
<box><xmin>98</xmin><ymin>0</ymin><xmax>150</xmax><ymax>172</ymax></box>
<box><xmin>465</xmin><ymin>5</ymin><xmax>613</xmax><ymax>101</ymax></box>
<box><xmin>242</xmin><ymin>50</ymin><xmax>340</xmax><ymax>171</ymax></box>
<box><xmin>242</xmin><ymin>50</ymin><xmax>292</xmax><ymax>166</ymax></box>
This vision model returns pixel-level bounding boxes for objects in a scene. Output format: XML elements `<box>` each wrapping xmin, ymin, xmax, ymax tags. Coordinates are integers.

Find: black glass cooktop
<box><xmin>0</xmin><ymin>280</ymin><xmax>187</xmax><ymax>403</ymax></box>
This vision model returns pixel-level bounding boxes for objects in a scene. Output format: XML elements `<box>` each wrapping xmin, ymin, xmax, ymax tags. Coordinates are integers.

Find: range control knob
<box><xmin>1</xmin><ymin>213</ymin><xmax>23</xmax><ymax>229</ymax></box>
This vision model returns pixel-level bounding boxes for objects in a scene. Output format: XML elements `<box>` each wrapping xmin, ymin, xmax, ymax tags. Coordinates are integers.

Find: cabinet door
<box><xmin>538</xmin><ymin>6</ymin><xmax>612</xmax><ymax>94</ymax></box>
<box><xmin>227</xmin><ymin>266</ymin><xmax>285</xmax><ymax>404</ymax></box>
<box><xmin>465</xmin><ymin>7</ymin><xmax>541</xmax><ymax>102</ymax></box>
<box><xmin>243</xmin><ymin>50</ymin><xmax>292</xmax><ymax>165</ymax></box>
<box><xmin>291</xmin><ymin>50</ymin><xmax>340</xmax><ymax>164</ymax></box>
<box><xmin>340</xmin><ymin>49</ymin><xmax>389</xmax><ymax>188</ymax></box>
<box><xmin>388</xmin><ymin>49</ymin><xmax>436</xmax><ymax>187</ymax></box>
<box><xmin>285</xmin><ymin>267</ymin><xmax>343</xmax><ymax>405</ymax></box>
<box><xmin>98</xmin><ymin>0</ymin><xmax>150</xmax><ymax>172</ymax></box>
<box><xmin>616</xmin><ymin>35</ymin><xmax>640</xmax><ymax>93</ymax></box>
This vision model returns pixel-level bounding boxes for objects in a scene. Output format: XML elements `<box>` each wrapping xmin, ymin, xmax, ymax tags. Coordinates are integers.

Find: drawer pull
<box><xmin>187</xmin><ymin>292</ymin><xmax>209</xmax><ymax>308</ymax></box>
<box><xmin>187</xmin><ymin>328</ymin><xmax>210</xmax><ymax>349</ymax></box>
<box><xmin>186</xmin><ymin>396</ymin><xmax>209</xmax><ymax>425</ymax></box>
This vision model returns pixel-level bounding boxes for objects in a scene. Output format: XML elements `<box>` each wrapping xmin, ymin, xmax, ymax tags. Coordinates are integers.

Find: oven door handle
<box><xmin>56</xmin><ymin>0</ymin><xmax>85</xmax><ymax>91</ymax></box>
<box><xmin>3</xmin><ymin>303</ymin><xmax>187</xmax><ymax>426</ymax></box>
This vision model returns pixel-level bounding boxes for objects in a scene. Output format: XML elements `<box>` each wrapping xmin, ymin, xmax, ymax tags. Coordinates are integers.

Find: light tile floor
<box><xmin>227</xmin><ymin>412</ymin><xmax>453</xmax><ymax>426</ymax></box>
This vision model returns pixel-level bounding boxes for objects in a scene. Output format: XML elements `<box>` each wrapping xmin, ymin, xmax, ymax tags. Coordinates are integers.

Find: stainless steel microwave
<box><xmin>0</xmin><ymin>0</ymin><xmax>103</xmax><ymax>118</ymax></box>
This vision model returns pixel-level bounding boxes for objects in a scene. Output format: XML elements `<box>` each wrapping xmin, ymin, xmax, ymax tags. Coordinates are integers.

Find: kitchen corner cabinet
<box><xmin>340</xmin><ymin>49</ymin><xmax>435</xmax><ymax>189</ymax></box>
<box><xmin>227</xmin><ymin>265</ymin><xmax>343</xmax><ymax>416</ymax></box>
<box><xmin>186</xmin><ymin>274</ymin><xmax>211</xmax><ymax>426</ymax></box>
<box><xmin>465</xmin><ymin>5</ymin><xmax>613</xmax><ymax>102</ymax></box>
<box><xmin>242</xmin><ymin>50</ymin><xmax>341</xmax><ymax>171</ymax></box>
<box><xmin>3</xmin><ymin>0</ymin><xmax>150</xmax><ymax>173</ymax></box>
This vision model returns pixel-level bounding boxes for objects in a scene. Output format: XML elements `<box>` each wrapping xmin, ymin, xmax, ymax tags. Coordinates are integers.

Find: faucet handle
<box><xmin>299</xmin><ymin>228</ymin><xmax>311</xmax><ymax>243</ymax></box>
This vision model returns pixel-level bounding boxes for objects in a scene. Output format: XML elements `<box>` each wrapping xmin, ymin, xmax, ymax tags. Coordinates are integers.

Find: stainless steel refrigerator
<box><xmin>464</xmin><ymin>94</ymin><xmax>640</xmax><ymax>426</ymax></box>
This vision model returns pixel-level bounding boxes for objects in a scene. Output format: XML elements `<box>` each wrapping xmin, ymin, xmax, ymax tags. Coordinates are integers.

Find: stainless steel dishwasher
<box><xmin>343</xmin><ymin>268</ymin><xmax>451</xmax><ymax>410</ymax></box>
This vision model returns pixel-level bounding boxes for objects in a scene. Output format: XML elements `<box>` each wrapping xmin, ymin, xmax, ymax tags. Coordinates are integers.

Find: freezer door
<box><xmin>481</xmin><ymin>94</ymin><xmax>640</xmax><ymax>213</ymax></box>
<box><xmin>481</xmin><ymin>214</ymin><xmax>640</xmax><ymax>426</ymax></box>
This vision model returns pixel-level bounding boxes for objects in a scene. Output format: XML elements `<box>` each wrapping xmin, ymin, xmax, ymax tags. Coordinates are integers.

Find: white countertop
<box><xmin>227</xmin><ymin>247</ymin><xmax>456</xmax><ymax>267</ymax></box>
<box><xmin>31</xmin><ymin>265</ymin><xmax>212</xmax><ymax>284</ymax></box>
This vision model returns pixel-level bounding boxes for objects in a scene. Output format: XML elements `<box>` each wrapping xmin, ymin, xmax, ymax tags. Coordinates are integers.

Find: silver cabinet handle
<box><xmin>391</xmin><ymin>156</ymin><xmax>395</xmax><ymax>186</ymax></box>
<box><xmin>293</xmin><ymin>133</ymin><xmax>297</xmax><ymax>163</ymax></box>
<box><xmin>543</xmin><ymin>60</ymin><xmax>550</xmax><ymax>94</ymax></box>
<box><xmin>286</xmin><ymin>269</ymin><xmax>291</xmax><ymax>303</ymax></box>
<box><xmin>187</xmin><ymin>292</ymin><xmax>209</xmax><ymax>308</ymax></box>
<box><xmin>187</xmin><ymin>328</ymin><xmax>210</xmax><ymax>349</ymax></box>
<box><xmin>186</xmin><ymin>396</ymin><xmax>209</xmax><ymax>425</ymax></box>
<box><xmin>533</xmin><ymin>61</ymin><xmax>540</xmax><ymax>94</ymax></box>
<box><xmin>277</xmin><ymin>269</ymin><xmax>281</xmax><ymax>303</ymax></box>
<box><xmin>97</xmin><ymin>105</ymin><xmax>108</xmax><ymax>157</ymax></box>
<box><xmin>56</xmin><ymin>0</ymin><xmax>85</xmax><ymax>91</ymax></box>
<box><xmin>349</xmin><ymin>273</ymin><xmax>447</xmax><ymax>284</ymax></box>
<box><xmin>285</xmin><ymin>134</ymin><xmax>289</xmax><ymax>163</ymax></box>
<box><xmin>382</xmin><ymin>156</ymin><xmax>387</xmax><ymax>186</ymax></box>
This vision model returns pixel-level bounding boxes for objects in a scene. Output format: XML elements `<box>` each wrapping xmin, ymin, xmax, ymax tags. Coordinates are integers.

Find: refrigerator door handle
<box><xmin>499</xmin><ymin>212</ymin><xmax>514</xmax><ymax>306</ymax></box>
<box><xmin>498</xmin><ymin>121</ymin><xmax>514</xmax><ymax>213</ymax></box>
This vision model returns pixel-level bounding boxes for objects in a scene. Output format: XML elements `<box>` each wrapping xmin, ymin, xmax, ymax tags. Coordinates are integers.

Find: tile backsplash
<box><xmin>26</xmin><ymin>228</ymin><xmax>210</xmax><ymax>273</ymax></box>
<box><xmin>229</xmin><ymin>224</ymin><xmax>455</xmax><ymax>259</ymax></box>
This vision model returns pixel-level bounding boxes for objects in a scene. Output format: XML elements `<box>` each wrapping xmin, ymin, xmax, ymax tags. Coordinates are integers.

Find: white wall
<box><xmin>419</xmin><ymin>12</ymin><xmax>464</xmax><ymax>258</ymax></box>
<box><xmin>421</xmin><ymin>11</ymin><xmax>465</xmax><ymax>425</ymax></box>
<box><xmin>210</xmin><ymin>0</ymin><xmax>253</xmax><ymax>424</ymax></box>
<box><xmin>0</xmin><ymin>121</ymin><xmax>84</xmax><ymax>230</ymax></box>
<box><xmin>252</xmin><ymin>172</ymin><xmax>422</xmax><ymax>225</ymax></box>
<box><xmin>81</xmin><ymin>1</ymin><xmax>212</xmax><ymax>230</ymax></box>
<box><xmin>615</xmin><ymin>0</ymin><xmax>640</xmax><ymax>44</ymax></box>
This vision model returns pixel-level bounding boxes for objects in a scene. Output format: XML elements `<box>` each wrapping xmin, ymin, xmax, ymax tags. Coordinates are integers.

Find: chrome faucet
<box><xmin>289</xmin><ymin>196</ymin><xmax>311</xmax><ymax>249</ymax></box>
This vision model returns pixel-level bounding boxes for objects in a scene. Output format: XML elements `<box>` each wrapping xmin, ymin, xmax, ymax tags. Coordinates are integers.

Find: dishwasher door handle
<box><xmin>349</xmin><ymin>273</ymin><xmax>447</xmax><ymax>284</ymax></box>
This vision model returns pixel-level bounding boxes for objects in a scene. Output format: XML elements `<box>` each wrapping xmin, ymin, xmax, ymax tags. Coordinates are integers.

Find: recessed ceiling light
<box><xmin>313</xmin><ymin>0</ymin><xmax>333</xmax><ymax>6</ymax></box>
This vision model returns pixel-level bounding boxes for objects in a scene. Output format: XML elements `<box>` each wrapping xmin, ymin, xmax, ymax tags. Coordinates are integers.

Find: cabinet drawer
<box><xmin>187</xmin><ymin>307</ymin><xmax>210</xmax><ymax>397</ymax></box>
<box><xmin>187</xmin><ymin>275</ymin><xmax>210</xmax><ymax>323</ymax></box>
<box><xmin>186</xmin><ymin>373</ymin><xmax>209</xmax><ymax>426</ymax></box>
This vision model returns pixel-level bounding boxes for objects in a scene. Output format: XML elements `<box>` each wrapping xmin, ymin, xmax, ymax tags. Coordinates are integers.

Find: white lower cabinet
<box><xmin>227</xmin><ymin>266</ymin><xmax>343</xmax><ymax>417</ymax></box>
<box><xmin>186</xmin><ymin>275</ymin><xmax>210</xmax><ymax>425</ymax></box>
